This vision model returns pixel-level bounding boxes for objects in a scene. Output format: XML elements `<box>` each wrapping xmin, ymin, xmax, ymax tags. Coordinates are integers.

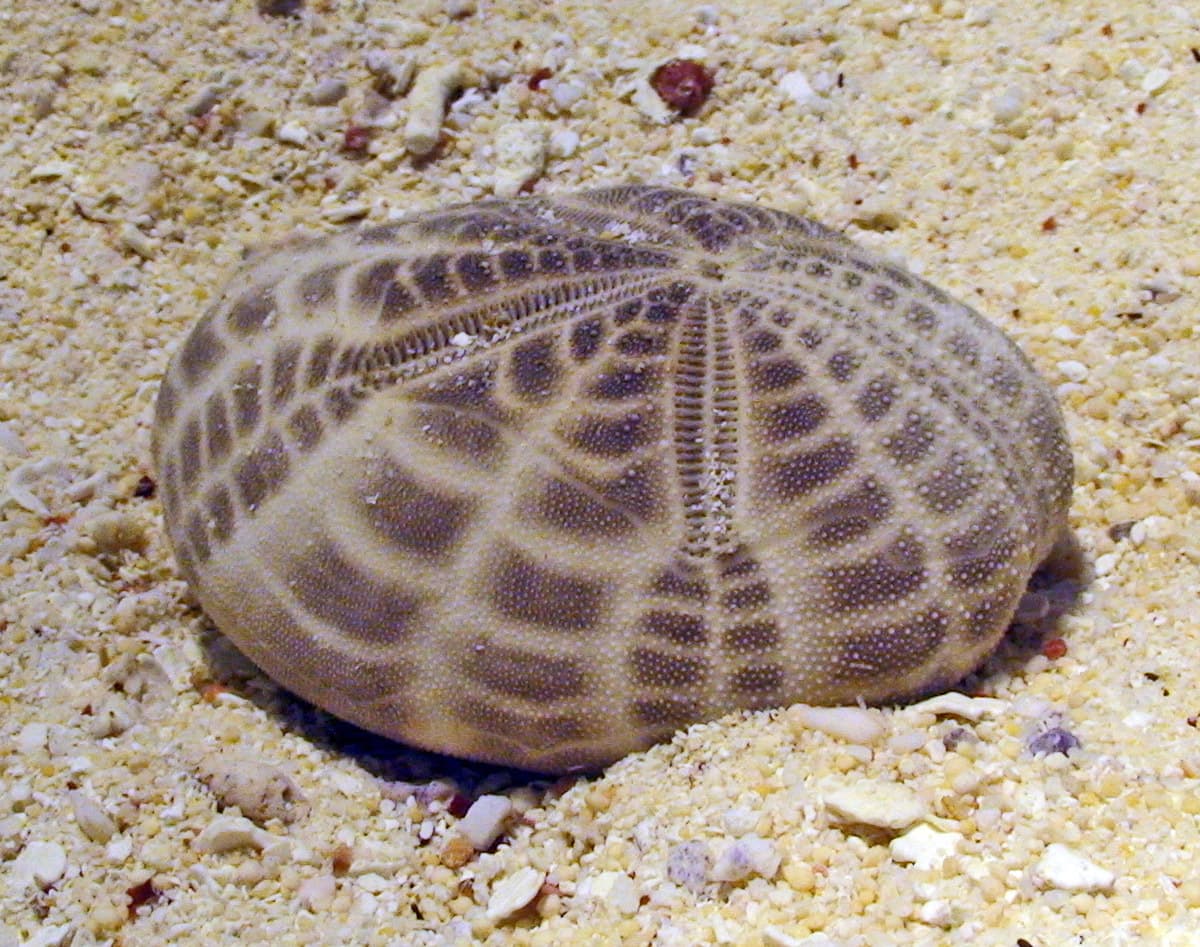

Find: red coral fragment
<box><xmin>650</xmin><ymin>59</ymin><xmax>714</xmax><ymax>116</ymax></box>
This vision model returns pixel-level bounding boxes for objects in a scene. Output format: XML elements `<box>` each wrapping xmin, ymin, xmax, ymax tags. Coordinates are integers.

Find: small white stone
<box><xmin>1141</xmin><ymin>67</ymin><xmax>1170</xmax><ymax>93</ymax></box>
<box><xmin>918</xmin><ymin>898</ymin><xmax>954</xmax><ymax>927</ymax></box>
<box><xmin>458</xmin><ymin>794</ymin><xmax>513</xmax><ymax>850</ymax></box>
<box><xmin>12</xmin><ymin>841</ymin><xmax>68</xmax><ymax>888</ymax></box>
<box><xmin>548</xmin><ymin>128</ymin><xmax>580</xmax><ymax>158</ymax></box>
<box><xmin>17</xmin><ymin>722</ymin><xmax>48</xmax><ymax>755</ymax></box>
<box><xmin>709</xmin><ymin>834</ymin><xmax>780</xmax><ymax>882</ymax></box>
<box><xmin>1057</xmin><ymin>359</ymin><xmax>1088</xmax><ymax>382</ymax></box>
<box><xmin>485</xmin><ymin>866</ymin><xmax>545</xmax><ymax>921</ymax></box>
<box><xmin>276</xmin><ymin>121</ymin><xmax>309</xmax><ymax>145</ymax></box>
<box><xmin>788</xmin><ymin>704</ymin><xmax>886</xmax><ymax>745</ymax></box>
<box><xmin>69</xmin><ymin>790</ymin><xmax>117</xmax><ymax>843</ymax></box>
<box><xmin>1094</xmin><ymin>552</ymin><xmax>1119</xmax><ymax>576</ymax></box>
<box><xmin>549</xmin><ymin>80</ymin><xmax>586</xmax><ymax>110</ymax></box>
<box><xmin>298</xmin><ymin>873</ymin><xmax>337</xmax><ymax>911</ymax></box>
<box><xmin>580</xmin><ymin>870</ymin><xmax>640</xmax><ymax>914</ymax></box>
<box><xmin>779</xmin><ymin>70</ymin><xmax>817</xmax><ymax>105</ymax></box>
<box><xmin>193</xmin><ymin>815</ymin><xmax>278</xmax><ymax>854</ymax></box>
<box><xmin>29</xmin><ymin>160</ymin><xmax>75</xmax><ymax>181</ymax></box>
<box><xmin>824</xmin><ymin>782</ymin><xmax>927</xmax><ymax>831</ymax></box>
<box><xmin>1051</xmin><ymin>325</ymin><xmax>1080</xmax><ymax>341</ymax></box>
<box><xmin>907</xmin><ymin>692</ymin><xmax>1008</xmax><ymax>721</ymax></box>
<box><xmin>450</xmin><ymin>332</ymin><xmax>475</xmax><ymax>347</ymax></box>
<box><xmin>991</xmin><ymin>85</ymin><xmax>1027</xmax><ymax>123</ymax></box>
<box><xmin>307</xmin><ymin>78</ymin><xmax>348</xmax><ymax>105</ymax></box>
<box><xmin>723</xmin><ymin>806</ymin><xmax>758</xmax><ymax>836</ymax></box>
<box><xmin>890</xmin><ymin>823</ymin><xmax>962</xmax><ymax>870</ymax></box>
<box><xmin>1032</xmin><ymin>843</ymin><xmax>1115</xmax><ymax>893</ymax></box>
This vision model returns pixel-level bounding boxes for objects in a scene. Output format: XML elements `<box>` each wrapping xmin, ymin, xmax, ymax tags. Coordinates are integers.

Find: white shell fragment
<box><xmin>68</xmin><ymin>790</ymin><xmax>118</xmax><ymax>844</ymax></box>
<box><xmin>485</xmin><ymin>866</ymin><xmax>545</xmax><ymax>921</ymax></box>
<box><xmin>11</xmin><ymin>841</ymin><xmax>68</xmax><ymax>889</ymax></box>
<box><xmin>787</xmin><ymin>704</ymin><xmax>886</xmax><ymax>745</ymax></box>
<box><xmin>1032</xmin><ymin>843</ymin><xmax>1116</xmax><ymax>893</ymax></box>
<box><xmin>823</xmin><ymin>782</ymin><xmax>928</xmax><ymax>831</ymax></box>
<box><xmin>192</xmin><ymin>815</ymin><xmax>286</xmax><ymax>855</ymax></box>
<box><xmin>458</xmin><ymin>794</ymin><xmax>514</xmax><ymax>851</ymax></box>
<box><xmin>889</xmin><ymin>823</ymin><xmax>962</xmax><ymax>870</ymax></box>
<box><xmin>908</xmin><ymin>692</ymin><xmax>1009</xmax><ymax>721</ymax></box>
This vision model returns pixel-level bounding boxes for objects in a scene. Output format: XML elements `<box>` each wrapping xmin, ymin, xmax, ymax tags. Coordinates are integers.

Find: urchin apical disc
<box><xmin>153</xmin><ymin>186</ymin><xmax>1072</xmax><ymax>773</ymax></box>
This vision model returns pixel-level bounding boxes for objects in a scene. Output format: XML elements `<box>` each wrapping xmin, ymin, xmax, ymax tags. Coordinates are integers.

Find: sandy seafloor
<box><xmin>3</xmin><ymin>0</ymin><xmax>1200</xmax><ymax>944</ymax></box>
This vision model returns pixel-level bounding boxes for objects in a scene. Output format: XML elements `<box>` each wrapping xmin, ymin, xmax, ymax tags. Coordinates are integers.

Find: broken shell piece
<box><xmin>907</xmin><ymin>692</ymin><xmax>1008</xmax><ymax>721</ymax></box>
<box><xmin>889</xmin><ymin>823</ymin><xmax>962</xmax><ymax>870</ymax></box>
<box><xmin>788</xmin><ymin>704</ymin><xmax>886</xmax><ymax>745</ymax></box>
<box><xmin>1032</xmin><ymin>843</ymin><xmax>1115</xmax><ymax>893</ymax></box>
<box><xmin>485</xmin><ymin>866</ymin><xmax>545</xmax><ymax>921</ymax></box>
<box><xmin>824</xmin><ymin>782</ymin><xmax>928</xmax><ymax>831</ymax></box>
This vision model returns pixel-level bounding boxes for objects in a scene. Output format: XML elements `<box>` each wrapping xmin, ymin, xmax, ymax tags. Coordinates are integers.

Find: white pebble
<box><xmin>450</xmin><ymin>331</ymin><xmax>475</xmax><ymax>347</ymax></box>
<box><xmin>723</xmin><ymin>806</ymin><xmax>758</xmax><ymax>836</ymax></box>
<box><xmin>991</xmin><ymin>85</ymin><xmax>1027</xmax><ymax>123</ymax></box>
<box><xmin>1141</xmin><ymin>67</ymin><xmax>1170</xmax><ymax>93</ymax></box>
<box><xmin>779</xmin><ymin>70</ymin><xmax>818</xmax><ymax>105</ymax></box>
<box><xmin>823</xmin><ymin>782</ymin><xmax>928</xmax><ymax>831</ymax></box>
<box><xmin>709</xmin><ymin>834</ymin><xmax>780</xmax><ymax>883</ymax></box>
<box><xmin>907</xmin><ymin>692</ymin><xmax>1008</xmax><ymax>721</ymax></box>
<box><xmin>193</xmin><ymin>815</ymin><xmax>277</xmax><ymax>854</ymax></box>
<box><xmin>69</xmin><ymin>790</ymin><xmax>117</xmax><ymax>844</ymax></box>
<box><xmin>458</xmin><ymin>794</ymin><xmax>513</xmax><ymax>850</ymax></box>
<box><xmin>307</xmin><ymin>78</ymin><xmax>348</xmax><ymax>106</ymax></box>
<box><xmin>1094</xmin><ymin>552</ymin><xmax>1119</xmax><ymax>576</ymax></box>
<box><xmin>788</xmin><ymin>704</ymin><xmax>886</xmax><ymax>744</ymax></box>
<box><xmin>549</xmin><ymin>80</ymin><xmax>586</xmax><ymax>110</ymax></box>
<box><xmin>548</xmin><ymin>128</ymin><xmax>580</xmax><ymax>158</ymax></box>
<box><xmin>276</xmin><ymin>121</ymin><xmax>309</xmax><ymax>145</ymax></box>
<box><xmin>406</xmin><ymin>62</ymin><xmax>467</xmax><ymax>156</ymax></box>
<box><xmin>918</xmin><ymin>898</ymin><xmax>954</xmax><ymax>927</ymax></box>
<box><xmin>486</xmin><ymin>866</ymin><xmax>544</xmax><ymax>921</ymax></box>
<box><xmin>1032</xmin><ymin>843</ymin><xmax>1115</xmax><ymax>893</ymax></box>
<box><xmin>11</xmin><ymin>841</ymin><xmax>67</xmax><ymax>888</ymax></box>
<box><xmin>889</xmin><ymin>823</ymin><xmax>962</xmax><ymax>870</ymax></box>
<box><xmin>1056</xmin><ymin>359</ymin><xmax>1088</xmax><ymax>382</ymax></box>
<box><xmin>298</xmin><ymin>874</ymin><xmax>337</xmax><ymax>911</ymax></box>
<box><xmin>17</xmin><ymin>723</ymin><xmax>48</xmax><ymax>755</ymax></box>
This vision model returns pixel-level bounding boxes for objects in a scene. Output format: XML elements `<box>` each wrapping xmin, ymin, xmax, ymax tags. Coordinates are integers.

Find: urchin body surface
<box><xmin>153</xmin><ymin>186</ymin><xmax>1072</xmax><ymax>773</ymax></box>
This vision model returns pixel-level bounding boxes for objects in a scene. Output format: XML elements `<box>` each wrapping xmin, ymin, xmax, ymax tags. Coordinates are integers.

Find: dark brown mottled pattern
<box><xmin>488</xmin><ymin>545</ymin><xmax>607</xmax><ymax>632</ymax></box>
